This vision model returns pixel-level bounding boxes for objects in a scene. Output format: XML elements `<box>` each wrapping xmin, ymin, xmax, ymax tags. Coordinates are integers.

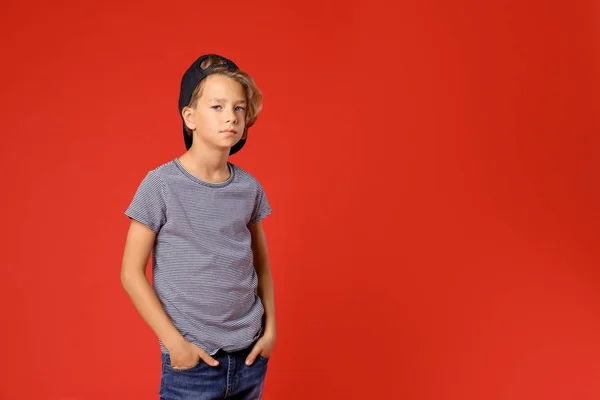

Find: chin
<box><xmin>222</xmin><ymin>138</ymin><xmax>242</xmax><ymax>146</ymax></box>
<box><xmin>215</xmin><ymin>142</ymin><xmax>238</xmax><ymax>152</ymax></box>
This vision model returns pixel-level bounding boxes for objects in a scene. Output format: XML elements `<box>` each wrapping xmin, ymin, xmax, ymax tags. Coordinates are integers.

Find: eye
<box><xmin>235</xmin><ymin>106</ymin><xmax>245</xmax><ymax>112</ymax></box>
<box><xmin>211</xmin><ymin>105</ymin><xmax>222</xmax><ymax>111</ymax></box>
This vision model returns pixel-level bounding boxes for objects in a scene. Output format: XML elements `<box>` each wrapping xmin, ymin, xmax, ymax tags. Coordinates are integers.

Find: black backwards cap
<box><xmin>178</xmin><ymin>54</ymin><xmax>246</xmax><ymax>154</ymax></box>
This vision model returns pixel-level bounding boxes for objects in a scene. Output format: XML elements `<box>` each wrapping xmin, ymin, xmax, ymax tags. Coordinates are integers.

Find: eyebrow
<box><xmin>208</xmin><ymin>98</ymin><xmax>246</xmax><ymax>104</ymax></box>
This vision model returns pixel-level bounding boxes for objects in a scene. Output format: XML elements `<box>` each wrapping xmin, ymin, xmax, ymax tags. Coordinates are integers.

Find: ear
<box><xmin>182</xmin><ymin>106</ymin><xmax>196</xmax><ymax>131</ymax></box>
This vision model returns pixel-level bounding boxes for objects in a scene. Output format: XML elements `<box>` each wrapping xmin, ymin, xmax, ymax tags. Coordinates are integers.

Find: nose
<box><xmin>226</xmin><ymin>107</ymin><xmax>238</xmax><ymax>124</ymax></box>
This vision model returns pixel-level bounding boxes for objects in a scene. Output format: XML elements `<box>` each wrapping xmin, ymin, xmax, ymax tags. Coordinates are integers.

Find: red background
<box><xmin>1</xmin><ymin>0</ymin><xmax>599</xmax><ymax>399</ymax></box>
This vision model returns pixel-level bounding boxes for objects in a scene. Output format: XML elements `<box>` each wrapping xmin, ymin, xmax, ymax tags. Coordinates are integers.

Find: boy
<box><xmin>121</xmin><ymin>54</ymin><xmax>276</xmax><ymax>400</ymax></box>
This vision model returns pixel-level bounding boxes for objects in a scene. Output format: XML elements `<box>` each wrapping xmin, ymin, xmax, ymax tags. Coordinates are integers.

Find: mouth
<box><xmin>220</xmin><ymin>129</ymin><xmax>238</xmax><ymax>135</ymax></box>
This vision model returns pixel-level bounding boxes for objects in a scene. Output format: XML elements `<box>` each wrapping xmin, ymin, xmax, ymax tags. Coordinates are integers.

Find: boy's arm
<box><xmin>121</xmin><ymin>220</ymin><xmax>185</xmax><ymax>349</ymax></box>
<box><xmin>120</xmin><ymin>219</ymin><xmax>219</xmax><ymax>367</ymax></box>
<box><xmin>247</xmin><ymin>221</ymin><xmax>276</xmax><ymax>363</ymax></box>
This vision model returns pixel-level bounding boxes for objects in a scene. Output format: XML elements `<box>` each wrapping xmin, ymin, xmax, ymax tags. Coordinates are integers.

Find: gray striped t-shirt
<box><xmin>124</xmin><ymin>158</ymin><xmax>272</xmax><ymax>355</ymax></box>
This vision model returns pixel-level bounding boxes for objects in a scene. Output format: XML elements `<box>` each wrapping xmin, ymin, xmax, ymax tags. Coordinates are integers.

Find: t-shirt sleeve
<box><xmin>248</xmin><ymin>181</ymin><xmax>272</xmax><ymax>226</ymax></box>
<box><xmin>124</xmin><ymin>171</ymin><xmax>167</xmax><ymax>233</ymax></box>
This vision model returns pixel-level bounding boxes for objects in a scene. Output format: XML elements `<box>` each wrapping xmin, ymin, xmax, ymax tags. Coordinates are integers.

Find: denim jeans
<box><xmin>159</xmin><ymin>344</ymin><xmax>269</xmax><ymax>400</ymax></box>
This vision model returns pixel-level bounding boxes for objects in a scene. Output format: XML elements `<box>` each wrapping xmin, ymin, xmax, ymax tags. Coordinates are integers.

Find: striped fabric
<box><xmin>125</xmin><ymin>158</ymin><xmax>272</xmax><ymax>355</ymax></box>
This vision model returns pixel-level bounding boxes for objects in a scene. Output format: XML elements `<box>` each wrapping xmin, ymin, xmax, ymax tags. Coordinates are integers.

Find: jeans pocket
<box><xmin>256</xmin><ymin>354</ymin><xmax>270</xmax><ymax>362</ymax></box>
<box><xmin>162</xmin><ymin>354</ymin><xmax>202</xmax><ymax>372</ymax></box>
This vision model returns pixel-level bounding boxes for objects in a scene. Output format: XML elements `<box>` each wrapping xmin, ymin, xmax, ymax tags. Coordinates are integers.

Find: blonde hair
<box><xmin>184</xmin><ymin>55</ymin><xmax>263</xmax><ymax>139</ymax></box>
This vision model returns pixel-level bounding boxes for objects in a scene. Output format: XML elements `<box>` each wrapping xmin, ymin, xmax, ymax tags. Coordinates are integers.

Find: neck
<box><xmin>178</xmin><ymin>142</ymin><xmax>231</xmax><ymax>183</ymax></box>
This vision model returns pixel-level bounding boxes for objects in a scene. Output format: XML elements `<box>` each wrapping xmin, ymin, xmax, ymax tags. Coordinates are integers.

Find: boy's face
<box><xmin>183</xmin><ymin>74</ymin><xmax>246</xmax><ymax>152</ymax></box>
